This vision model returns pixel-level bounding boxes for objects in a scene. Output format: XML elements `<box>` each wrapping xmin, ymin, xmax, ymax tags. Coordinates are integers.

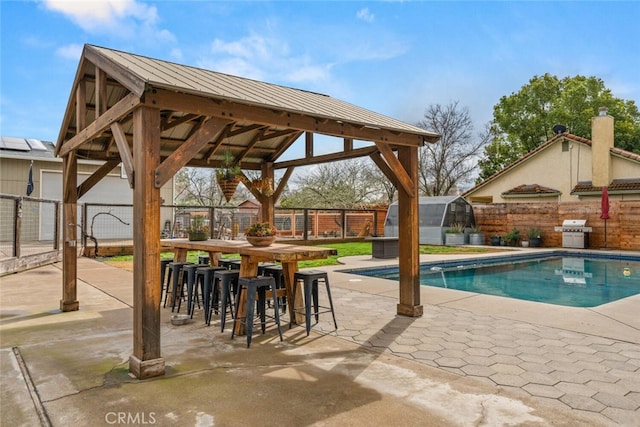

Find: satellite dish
<box><xmin>552</xmin><ymin>124</ymin><xmax>567</xmax><ymax>135</ymax></box>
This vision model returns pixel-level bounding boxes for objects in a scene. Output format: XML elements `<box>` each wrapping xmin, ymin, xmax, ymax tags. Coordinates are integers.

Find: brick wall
<box><xmin>472</xmin><ymin>201</ymin><xmax>640</xmax><ymax>250</ymax></box>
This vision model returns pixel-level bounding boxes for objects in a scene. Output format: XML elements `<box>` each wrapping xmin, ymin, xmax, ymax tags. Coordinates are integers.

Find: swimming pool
<box><xmin>343</xmin><ymin>252</ymin><xmax>640</xmax><ymax>307</ymax></box>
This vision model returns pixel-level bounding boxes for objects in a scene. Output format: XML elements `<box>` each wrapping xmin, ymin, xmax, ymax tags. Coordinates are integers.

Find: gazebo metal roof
<box><xmin>56</xmin><ymin>45</ymin><xmax>438</xmax><ymax>172</ymax></box>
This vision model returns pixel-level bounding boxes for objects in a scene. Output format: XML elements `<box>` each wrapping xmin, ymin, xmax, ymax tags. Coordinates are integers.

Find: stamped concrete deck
<box><xmin>1</xmin><ymin>249</ymin><xmax>639</xmax><ymax>426</ymax></box>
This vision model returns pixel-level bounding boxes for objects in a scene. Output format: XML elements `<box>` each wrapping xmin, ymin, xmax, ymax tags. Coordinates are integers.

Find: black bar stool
<box><xmin>198</xmin><ymin>255</ymin><xmax>210</xmax><ymax>265</ymax></box>
<box><xmin>219</xmin><ymin>258</ymin><xmax>240</xmax><ymax>270</ymax></box>
<box><xmin>257</xmin><ymin>262</ymin><xmax>277</xmax><ymax>275</ymax></box>
<box><xmin>291</xmin><ymin>270</ymin><xmax>337</xmax><ymax>336</ymax></box>
<box><xmin>194</xmin><ymin>266</ymin><xmax>226</xmax><ymax>319</ymax></box>
<box><xmin>165</xmin><ymin>262</ymin><xmax>189</xmax><ymax>309</ymax></box>
<box><xmin>208</xmin><ymin>270</ymin><xmax>240</xmax><ymax>330</ymax></box>
<box><xmin>263</xmin><ymin>265</ymin><xmax>286</xmax><ymax>313</ymax></box>
<box><xmin>160</xmin><ymin>258</ymin><xmax>173</xmax><ymax>305</ymax></box>
<box><xmin>177</xmin><ymin>264</ymin><xmax>207</xmax><ymax>313</ymax></box>
<box><xmin>231</xmin><ymin>276</ymin><xmax>283</xmax><ymax>348</ymax></box>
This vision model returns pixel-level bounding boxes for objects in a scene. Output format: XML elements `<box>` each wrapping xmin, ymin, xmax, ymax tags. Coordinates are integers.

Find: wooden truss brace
<box><xmin>374</xmin><ymin>141</ymin><xmax>415</xmax><ymax>197</ymax></box>
<box><xmin>154</xmin><ymin>116</ymin><xmax>234</xmax><ymax>188</ymax></box>
<box><xmin>111</xmin><ymin>122</ymin><xmax>135</xmax><ymax>188</ymax></box>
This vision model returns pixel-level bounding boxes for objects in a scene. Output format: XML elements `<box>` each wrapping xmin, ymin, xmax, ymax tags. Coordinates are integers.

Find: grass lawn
<box><xmin>101</xmin><ymin>242</ymin><xmax>496</xmax><ymax>271</ymax></box>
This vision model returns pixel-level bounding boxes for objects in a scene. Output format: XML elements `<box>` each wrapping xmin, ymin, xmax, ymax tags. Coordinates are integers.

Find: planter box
<box><xmin>469</xmin><ymin>233</ymin><xmax>485</xmax><ymax>245</ymax></box>
<box><xmin>445</xmin><ymin>233</ymin><xmax>465</xmax><ymax>246</ymax></box>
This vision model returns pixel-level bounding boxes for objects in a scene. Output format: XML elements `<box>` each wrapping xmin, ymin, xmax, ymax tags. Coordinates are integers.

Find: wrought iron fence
<box><xmin>79</xmin><ymin>203</ymin><xmax>387</xmax><ymax>243</ymax></box>
<box><xmin>1</xmin><ymin>195</ymin><xmax>387</xmax><ymax>273</ymax></box>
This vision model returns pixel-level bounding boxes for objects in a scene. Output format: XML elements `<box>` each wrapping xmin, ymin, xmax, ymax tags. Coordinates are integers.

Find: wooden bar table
<box><xmin>161</xmin><ymin>239</ymin><xmax>337</xmax><ymax>334</ymax></box>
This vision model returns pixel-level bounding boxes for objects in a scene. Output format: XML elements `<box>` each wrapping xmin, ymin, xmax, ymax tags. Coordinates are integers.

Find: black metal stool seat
<box><xmin>208</xmin><ymin>270</ymin><xmax>240</xmax><ymax>330</ymax></box>
<box><xmin>165</xmin><ymin>261</ymin><xmax>189</xmax><ymax>309</ymax></box>
<box><xmin>194</xmin><ymin>266</ymin><xmax>226</xmax><ymax>319</ymax></box>
<box><xmin>291</xmin><ymin>270</ymin><xmax>338</xmax><ymax>336</ymax></box>
<box><xmin>198</xmin><ymin>255</ymin><xmax>211</xmax><ymax>265</ymax></box>
<box><xmin>219</xmin><ymin>258</ymin><xmax>241</xmax><ymax>270</ymax></box>
<box><xmin>257</xmin><ymin>262</ymin><xmax>277</xmax><ymax>275</ymax></box>
<box><xmin>231</xmin><ymin>276</ymin><xmax>283</xmax><ymax>348</ymax></box>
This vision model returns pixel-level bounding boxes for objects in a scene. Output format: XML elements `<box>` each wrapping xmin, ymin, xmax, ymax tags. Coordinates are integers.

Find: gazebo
<box><xmin>54</xmin><ymin>44</ymin><xmax>440</xmax><ymax>379</ymax></box>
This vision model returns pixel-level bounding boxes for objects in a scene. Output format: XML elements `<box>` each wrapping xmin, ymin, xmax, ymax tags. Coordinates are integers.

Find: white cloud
<box><xmin>43</xmin><ymin>0</ymin><xmax>175</xmax><ymax>43</ymax></box>
<box><xmin>201</xmin><ymin>34</ymin><xmax>333</xmax><ymax>86</ymax></box>
<box><xmin>356</xmin><ymin>7</ymin><xmax>375</xmax><ymax>23</ymax></box>
<box><xmin>55</xmin><ymin>43</ymin><xmax>83</xmax><ymax>60</ymax></box>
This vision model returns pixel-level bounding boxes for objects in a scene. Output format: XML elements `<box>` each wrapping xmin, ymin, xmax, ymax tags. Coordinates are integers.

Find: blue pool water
<box><xmin>344</xmin><ymin>252</ymin><xmax>640</xmax><ymax>307</ymax></box>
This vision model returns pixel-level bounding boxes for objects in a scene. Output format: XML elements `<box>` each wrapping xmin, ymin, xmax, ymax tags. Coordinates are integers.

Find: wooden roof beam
<box><xmin>203</xmin><ymin>125</ymin><xmax>232</xmax><ymax>162</ymax></box>
<box><xmin>155</xmin><ymin>116</ymin><xmax>234</xmax><ymax>188</ymax></box>
<box><xmin>269</xmin><ymin>130</ymin><xmax>303</xmax><ymax>162</ymax></box>
<box><xmin>236</xmin><ymin>127</ymin><xmax>267</xmax><ymax>163</ymax></box>
<box><xmin>111</xmin><ymin>122</ymin><xmax>135</xmax><ymax>188</ymax></box>
<box><xmin>161</xmin><ymin>113</ymin><xmax>199</xmax><ymax>131</ymax></box>
<box><xmin>77</xmin><ymin>159</ymin><xmax>121</xmax><ymax>198</ymax></box>
<box><xmin>57</xmin><ymin>92</ymin><xmax>141</xmax><ymax>157</ymax></box>
<box><xmin>275</xmin><ymin>145</ymin><xmax>378</xmax><ymax>169</ymax></box>
<box><xmin>273</xmin><ymin>166</ymin><xmax>294</xmax><ymax>201</ymax></box>
<box><xmin>144</xmin><ymin>88</ymin><xmax>428</xmax><ymax>146</ymax></box>
<box><xmin>375</xmin><ymin>141</ymin><xmax>414</xmax><ymax>197</ymax></box>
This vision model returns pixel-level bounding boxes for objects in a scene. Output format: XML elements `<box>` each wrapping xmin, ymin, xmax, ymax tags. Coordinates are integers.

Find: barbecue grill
<box><xmin>554</xmin><ymin>219</ymin><xmax>592</xmax><ymax>249</ymax></box>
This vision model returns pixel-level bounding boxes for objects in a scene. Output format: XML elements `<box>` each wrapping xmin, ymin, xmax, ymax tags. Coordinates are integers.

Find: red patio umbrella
<box><xmin>600</xmin><ymin>187</ymin><xmax>610</xmax><ymax>248</ymax></box>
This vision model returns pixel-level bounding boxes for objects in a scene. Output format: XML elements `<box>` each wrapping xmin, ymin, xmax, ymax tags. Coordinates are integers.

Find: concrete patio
<box><xmin>1</xmin><ymin>250</ymin><xmax>639</xmax><ymax>426</ymax></box>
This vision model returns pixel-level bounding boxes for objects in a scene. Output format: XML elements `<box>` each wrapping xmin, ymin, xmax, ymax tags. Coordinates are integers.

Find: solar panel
<box><xmin>26</xmin><ymin>138</ymin><xmax>48</xmax><ymax>150</ymax></box>
<box><xmin>0</xmin><ymin>136</ymin><xmax>31</xmax><ymax>151</ymax></box>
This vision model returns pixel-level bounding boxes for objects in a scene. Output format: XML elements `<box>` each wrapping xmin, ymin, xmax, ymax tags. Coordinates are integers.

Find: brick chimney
<box><xmin>591</xmin><ymin>107</ymin><xmax>614</xmax><ymax>187</ymax></box>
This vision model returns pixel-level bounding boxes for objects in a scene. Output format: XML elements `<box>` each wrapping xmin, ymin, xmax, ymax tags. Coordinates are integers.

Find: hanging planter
<box><xmin>216</xmin><ymin>149</ymin><xmax>242</xmax><ymax>202</ymax></box>
<box><xmin>217</xmin><ymin>175</ymin><xmax>242</xmax><ymax>202</ymax></box>
<box><xmin>247</xmin><ymin>177</ymin><xmax>274</xmax><ymax>197</ymax></box>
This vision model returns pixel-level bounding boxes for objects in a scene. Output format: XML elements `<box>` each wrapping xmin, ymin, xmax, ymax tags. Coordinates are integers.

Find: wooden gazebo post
<box><xmin>129</xmin><ymin>106</ymin><xmax>165</xmax><ymax>379</ymax></box>
<box><xmin>396</xmin><ymin>145</ymin><xmax>422</xmax><ymax>317</ymax></box>
<box><xmin>61</xmin><ymin>152</ymin><xmax>79</xmax><ymax>312</ymax></box>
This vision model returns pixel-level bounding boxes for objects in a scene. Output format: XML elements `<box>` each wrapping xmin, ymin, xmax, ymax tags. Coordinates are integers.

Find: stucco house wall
<box><xmin>465</xmin><ymin>112</ymin><xmax>640</xmax><ymax>204</ymax></box>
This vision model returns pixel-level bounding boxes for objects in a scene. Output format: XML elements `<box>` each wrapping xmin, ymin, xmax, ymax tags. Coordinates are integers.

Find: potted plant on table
<box><xmin>527</xmin><ymin>227</ymin><xmax>543</xmax><ymax>247</ymax></box>
<box><xmin>244</xmin><ymin>222</ymin><xmax>277</xmax><ymax>247</ymax></box>
<box><xmin>187</xmin><ymin>216</ymin><xmax>209</xmax><ymax>241</ymax></box>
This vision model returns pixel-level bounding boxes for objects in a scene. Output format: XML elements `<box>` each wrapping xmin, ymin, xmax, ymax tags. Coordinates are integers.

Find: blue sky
<box><xmin>1</xmin><ymin>0</ymin><xmax>639</xmax><ymax>145</ymax></box>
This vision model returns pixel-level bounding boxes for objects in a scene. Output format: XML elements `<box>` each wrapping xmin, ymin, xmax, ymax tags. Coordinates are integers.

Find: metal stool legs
<box><xmin>291</xmin><ymin>270</ymin><xmax>338</xmax><ymax>336</ymax></box>
<box><xmin>231</xmin><ymin>276</ymin><xmax>283</xmax><ymax>348</ymax></box>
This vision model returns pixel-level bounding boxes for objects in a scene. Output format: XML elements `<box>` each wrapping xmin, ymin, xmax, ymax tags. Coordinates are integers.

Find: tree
<box><xmin>479</xmin><ymin>74</ymin><xmax>640</xmax><ymax>179</ymax></box>
<box><xmin>415</xmin><ymin>101</ymin><xmax>489</xmax><ymax>196</ymax></box>
<box><xmin>279</xmin><ymin>159</ymin><xmax>388</xmax><ymax>208</ymax></box>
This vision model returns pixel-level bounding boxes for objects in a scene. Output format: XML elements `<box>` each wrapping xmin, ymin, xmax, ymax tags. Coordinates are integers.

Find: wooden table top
<box><xmin>161</xmin><ymin>239</ymin><xmax>337</xmax><ymax>262</ymax></box>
